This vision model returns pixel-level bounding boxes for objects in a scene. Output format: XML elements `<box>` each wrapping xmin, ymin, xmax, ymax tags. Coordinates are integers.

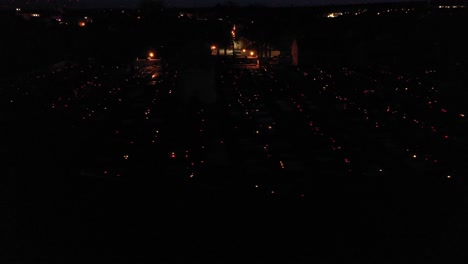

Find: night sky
<box><xmin>6</xmin><ymin>0</ymin><xmax>425</xmax><ymax>8</ymax></box>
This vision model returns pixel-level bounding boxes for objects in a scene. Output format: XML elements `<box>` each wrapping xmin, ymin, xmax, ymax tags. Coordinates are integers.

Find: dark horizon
<box><xmin>2</xmin><ymin>0</ymin><xmax>433</xmax><ymax>9</ymax></box>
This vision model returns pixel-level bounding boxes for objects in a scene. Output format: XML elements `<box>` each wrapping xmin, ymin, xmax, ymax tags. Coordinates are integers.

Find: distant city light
<box><xmin>327</xmin><ymin>12</ymin><xmax>343</xmax><ymax>18</ymax></box>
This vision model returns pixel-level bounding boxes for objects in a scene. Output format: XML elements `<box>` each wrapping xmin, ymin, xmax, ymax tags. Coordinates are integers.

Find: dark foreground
<box><xmin>2</xmin><ymin>58</ymin><xmax>468</xmax><ymax>263</ymax></box>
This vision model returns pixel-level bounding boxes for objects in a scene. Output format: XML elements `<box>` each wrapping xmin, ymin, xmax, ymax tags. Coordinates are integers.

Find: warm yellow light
<box><xmin>149</xmin><ymin>52</ymin><xmax>154</xmax><ymax>58</ymax></box>
<box><xmin>250</xmin><ymin>51</ymin><xmax>254</xmax><ymax>56</ymax></box>
<box><xmin>78</xmin><ymin>21</ymin><xmax>86</xmax><ymax>27</ymax></box>
<box><xmin>211</xmin><ymin>45</ymin><xmax>216</xmax><ymax>50</ymax></box>
<box><xmin>242</xmin><ymin>49</ymin><xmax>246</xmax><ymax>53</ymax></box>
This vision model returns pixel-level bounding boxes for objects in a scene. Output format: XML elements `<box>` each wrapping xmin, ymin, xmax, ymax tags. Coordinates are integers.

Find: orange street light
<box><xmin>211</xmin><ymin>45</ymin><xmax>217</xmax><ymax>50</ymax></box>
<box><xmin>250</xmin><ymin>51</ymin><xmax>254</xmax><ymax>56</ymax></box>
<box><xmin>149</xmin><ymin>52</ymin><xmax>154</xmax><ymax>58</ymax></box>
